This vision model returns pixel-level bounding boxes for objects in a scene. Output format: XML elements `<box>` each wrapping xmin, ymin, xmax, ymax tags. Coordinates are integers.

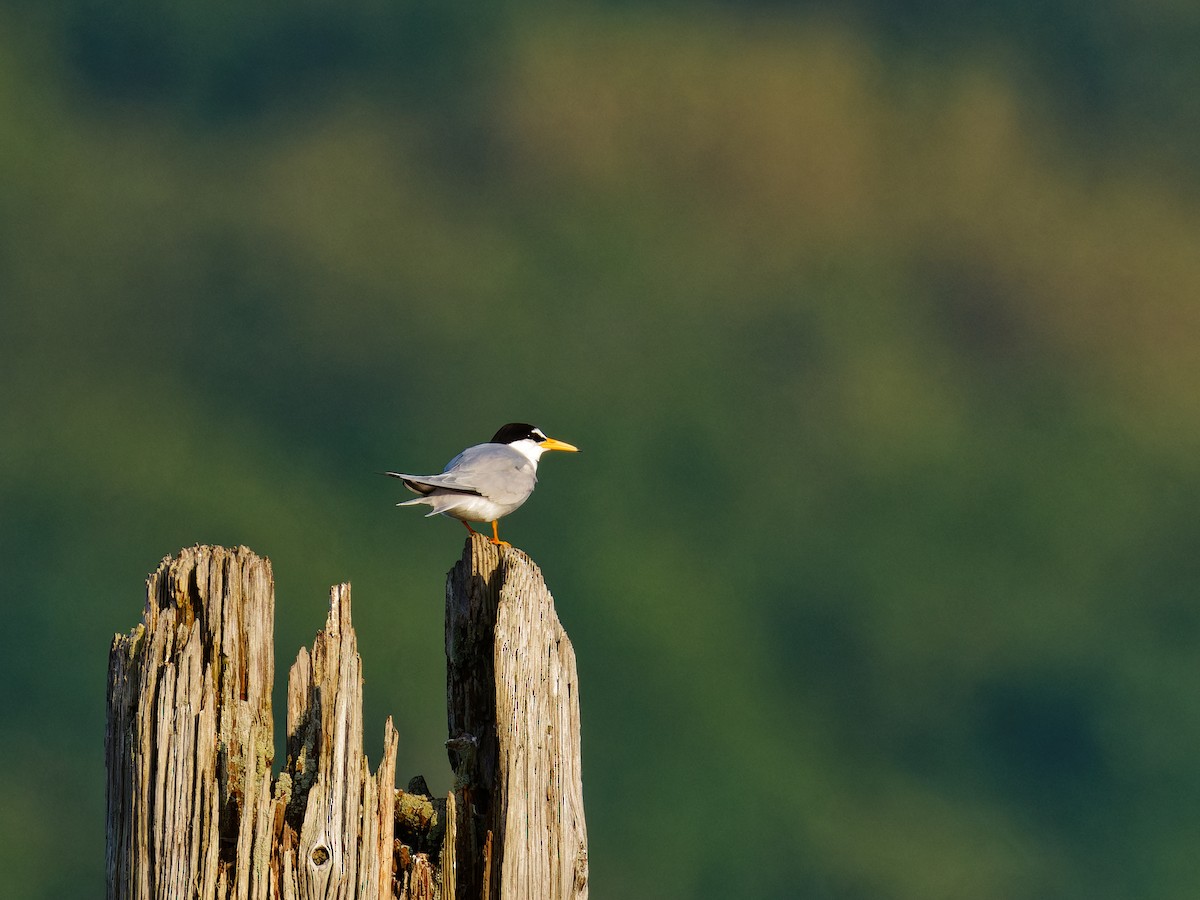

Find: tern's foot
<box><xmin>490</xmin><ymin>538</ymin><xmax>512</xmax><ymax>548</ymax></box>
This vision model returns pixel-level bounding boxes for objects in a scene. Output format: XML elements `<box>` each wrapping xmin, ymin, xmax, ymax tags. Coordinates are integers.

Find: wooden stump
<box><xmin>105</xmin><ymin>540</ymin><xmax>587</xmax><ymax>899</ymax></box>
<box><xmin>105</xmin><ymin>545</ymin><xmax>280</xmax><ymax>900</ymax></box>
<box><xmin>104</xmin><ymin>546</ymin><xmax>404</xmax><ymax>899</ymax></box>
<box><xmin>445</xmin><ymin>534</ymin><xmax>589</xmax><ymax>900</ymax></box>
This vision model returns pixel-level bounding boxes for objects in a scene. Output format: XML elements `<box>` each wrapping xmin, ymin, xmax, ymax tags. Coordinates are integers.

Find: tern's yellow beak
<box><xmin>539</xmin><ymin>437</ymin><xmax>580</xmax><ymax>453</ymax></box>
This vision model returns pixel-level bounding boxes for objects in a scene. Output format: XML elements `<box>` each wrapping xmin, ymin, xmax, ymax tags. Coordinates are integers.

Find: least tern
<box><xmin>385</xmin><ymin>423</ymin><xmax>579</xmax><ymax>546</ymax></box>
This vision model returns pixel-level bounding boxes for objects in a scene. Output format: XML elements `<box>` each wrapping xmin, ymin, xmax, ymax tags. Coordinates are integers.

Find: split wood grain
<box><xmin>105</xmin><ymin>546</ymin><xmax>402</xmax><ymax>900</ymax></box>
<box><xmin>107</xmin><ymin>539</ymin><xmax>587</xmax><ymax>900</ymax></box>
<box><xmin>445</xmin><ymin>534</ymin><xmax>589</xmax><ymax>900</ymax></box>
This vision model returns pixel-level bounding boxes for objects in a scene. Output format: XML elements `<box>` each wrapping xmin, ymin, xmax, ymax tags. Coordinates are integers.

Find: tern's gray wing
<box><xmin>389</xmin><ymin>443</ymin><xmax>536</xmax><ymax>505</ymax></box>
<box><xmin>385</xmin><ymin>472</ymin><xmax>482</xmax><ymax>497</ymax></box>
<box><xmin>436</xmin><ymin>443</ymin><xmax>538</xmax><ymax>505</ymax></box>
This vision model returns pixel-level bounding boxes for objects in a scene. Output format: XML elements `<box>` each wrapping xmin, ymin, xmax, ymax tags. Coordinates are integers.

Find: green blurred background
<box><xmin>3</xmin><ymin>1</ymin><xmax>1199</xmax><ymax>897</ymax></box>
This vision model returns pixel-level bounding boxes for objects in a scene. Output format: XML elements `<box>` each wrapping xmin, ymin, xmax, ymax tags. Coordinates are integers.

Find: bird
<box><xmin>384</xmin><ymin>423</ymin><xmax>579</xmax><ymax>546</ymax></box>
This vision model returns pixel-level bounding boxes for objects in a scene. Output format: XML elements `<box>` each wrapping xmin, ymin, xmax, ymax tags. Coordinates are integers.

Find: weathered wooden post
<box><xmin>105</xmin><ymin>539</ymin><xmax>587</xmax><ymax>899</ymax></box>
<box><xmin>104</xmin><ymin>546</ymin><xmax>402</xmax><ymax>899</ymax></box>
<box><xmin>444</xmin><ymin>535</ymin><xmax>589</xmax><ymax>900</ymax></box>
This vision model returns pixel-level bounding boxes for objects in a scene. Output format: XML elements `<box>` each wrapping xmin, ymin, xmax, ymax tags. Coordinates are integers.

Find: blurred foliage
<box><xmin>20</xmin><ymin>0</ymin><xmax>505</xmax><ymax>114</ymax></box>
<box><xmin>2</xmin><ymin>2</ymin><xmax>1200</xmax><ymax>898</ymax></box>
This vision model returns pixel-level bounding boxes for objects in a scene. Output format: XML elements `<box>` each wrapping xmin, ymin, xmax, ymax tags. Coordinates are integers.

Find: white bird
<box><xmin>385</xmin><ymin>423</ymin><xmax>580</xmax><ymax>546</ymax></box>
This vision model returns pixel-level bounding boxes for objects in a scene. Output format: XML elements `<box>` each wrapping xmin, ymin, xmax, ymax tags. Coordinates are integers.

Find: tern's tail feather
<box><xmin>396</xmin><ymin>496</ymin><xmax>439</xmax><ymax>515</ymax></box>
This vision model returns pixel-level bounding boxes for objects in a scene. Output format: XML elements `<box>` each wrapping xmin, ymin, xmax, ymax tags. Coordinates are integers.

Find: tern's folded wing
<box><xmin>383</xmin><ymin>471</ymin><xmax>484</xmax><ymax>497</ymax></box>
<box><xmin>437</xmin><ymin>444</ymin><xmax>538</xmax><ymax>505</ymax></box>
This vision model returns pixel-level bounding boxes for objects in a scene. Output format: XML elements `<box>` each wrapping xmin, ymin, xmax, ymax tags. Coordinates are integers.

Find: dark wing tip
<box><xmin>381</xmin><ymin>472</ymin><xmax>437</xmax><ymax>495</ymax></box>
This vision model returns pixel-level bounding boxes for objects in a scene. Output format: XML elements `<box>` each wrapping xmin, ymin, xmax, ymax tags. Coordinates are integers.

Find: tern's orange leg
<box><xmin>490</xmin><ymin>521</ymin><xmax>512</xmax><ymax>547</ymax></box>
<box><xmin>461</xmin><ymin>520</ymin><xmax>480</xmax><ymax>536</ymax></box>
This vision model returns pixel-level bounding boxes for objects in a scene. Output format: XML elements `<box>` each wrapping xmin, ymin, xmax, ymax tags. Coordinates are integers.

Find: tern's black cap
<box><xmin>491</xmin><ymin>423</ymin><xmax>545</xmax><ymax>444</ymax></box>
